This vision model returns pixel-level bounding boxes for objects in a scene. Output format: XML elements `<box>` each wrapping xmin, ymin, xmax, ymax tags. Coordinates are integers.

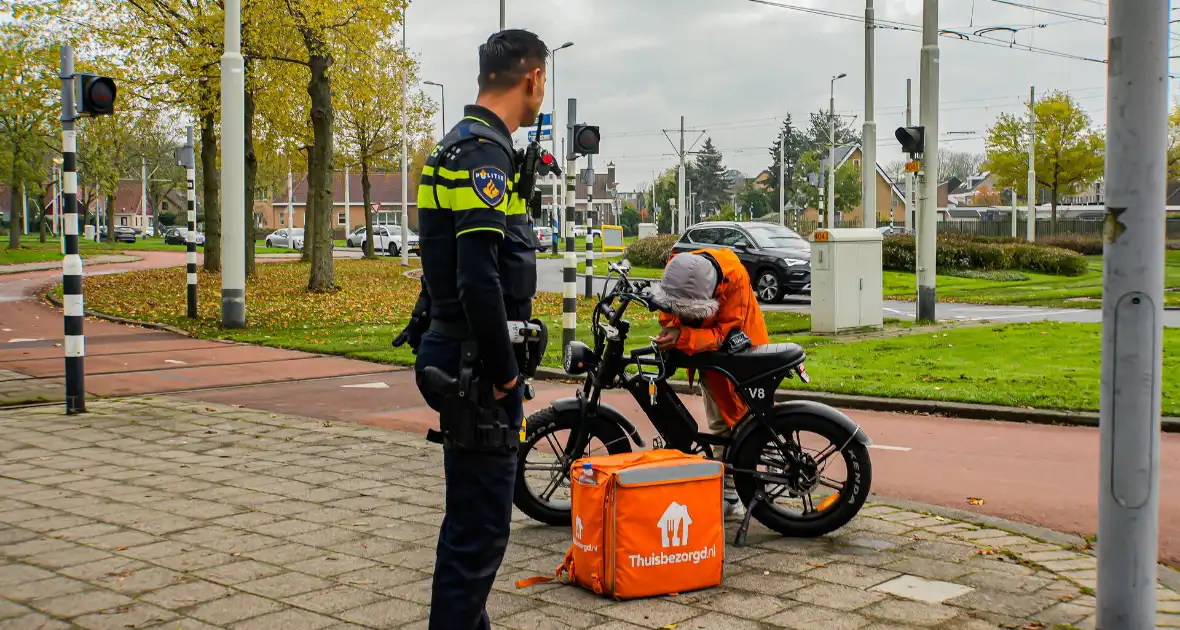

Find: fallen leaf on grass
<box><xmin>115</xmin><ymin>546</ymin><xmax>128</xmax><ymax>551</ymax></box>
<box><xmin>1021</xmin><ymin>623</ymin><xmax>1047</xmax><ymax>630</ymax></box>
<box><xmin>976</xmin><ymin>548</ymin><xmax>996</xmax><ymax>555</ymax></box>
<box><xmin>967</xmin><ymin>497</ymin><xmax>985</xmax><ymax>505</ymax></box>
<box><xmin>662</xmin><ymin>625</ymin><xmax>678</xmax><ymax>629</ymax></box>
<box><xmin>806</xmin><ymin>562</ymin><xmax>827</xmax><ymax>568</ymax></box>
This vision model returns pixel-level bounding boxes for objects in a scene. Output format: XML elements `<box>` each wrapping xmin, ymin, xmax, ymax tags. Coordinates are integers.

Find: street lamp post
<box><xmin>862</xmin><ymin>0</ymin><xmax>876</xmax><ymax>229</ymax></box>
<box><xmin>220</xmin><ymin>0</ymin><xmax>246</xmax><ymax>328</ymax></box>
<box><xmin>423</xmin><ymin>81</ymin><xmax>445</xmax><ymax>135</ymax></box>
<box><xmin>551</xmin><ymin>42</ymin><xmax>574</xmax><ymax>244</ymax></box>
<box><xmin>828</xmin><ymin>73</ymin><xmax>847</xmax><ymax>229</ymax></box>
<box><xmin>400</xmin><ymin>12</ymin><xmax>409</xmax><ymax>266</ymax></box>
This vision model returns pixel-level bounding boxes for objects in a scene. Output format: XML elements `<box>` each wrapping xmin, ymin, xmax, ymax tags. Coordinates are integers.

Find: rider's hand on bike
<box><xmin>494</xmin><ymin>376</ymin><xmax>519</xmax><ymax>401</ymax></box>
<box><xmin>653</xmin><ymin>327</ymin><xmax>681</xmax><ymax>351</ymax></box>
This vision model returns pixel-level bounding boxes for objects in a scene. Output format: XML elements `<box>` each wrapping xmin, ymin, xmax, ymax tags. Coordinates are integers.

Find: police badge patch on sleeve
<box><xmin>472</xmin><ymin>166</ymin><xmax>508</xmax><ymax>207</ymax></box>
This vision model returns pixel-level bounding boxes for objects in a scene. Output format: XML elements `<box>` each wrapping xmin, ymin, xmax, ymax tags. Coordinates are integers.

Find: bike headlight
<box><xmin>563</xmin><ymin>341</ymin><xmax>596</xmax><ymax>375</ymax></box>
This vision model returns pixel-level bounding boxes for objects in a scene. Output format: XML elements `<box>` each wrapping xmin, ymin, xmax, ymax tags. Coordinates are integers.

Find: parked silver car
<box><xmin>264</xmin><ymin>228</ymin><xmax>304</xmax><ymax>249</ymax></box>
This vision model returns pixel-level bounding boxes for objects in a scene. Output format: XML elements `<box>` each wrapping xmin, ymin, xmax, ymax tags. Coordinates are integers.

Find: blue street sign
<box><xmin>536</xmin><ymin>112</ymin><xmax>552</xmax><ymax>127</ymax></box>
<box><xmin>528</xmin><ymin>128</ymin><xmax>552</xmax><ymax>142</ymax></box>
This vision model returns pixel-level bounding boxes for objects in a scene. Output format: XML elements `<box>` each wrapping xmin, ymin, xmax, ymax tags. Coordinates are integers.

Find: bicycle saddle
<box><xmin>675</xmin><ymin>343</ymin><xmax>805</xmax><ymax>381</ymax></box>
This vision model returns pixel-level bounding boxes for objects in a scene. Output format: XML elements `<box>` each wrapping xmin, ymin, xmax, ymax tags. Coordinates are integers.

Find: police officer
<box><xmin>413</xmin><ymin>29</ymin><xmax>548</xmax><ymax>630</ymax></box>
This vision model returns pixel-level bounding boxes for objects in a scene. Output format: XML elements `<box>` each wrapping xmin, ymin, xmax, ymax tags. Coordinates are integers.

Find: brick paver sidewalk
<box><xmin>1</xmin><ymin>398</ymin><xmax>1176</xmax><ymax>630</ymax></box>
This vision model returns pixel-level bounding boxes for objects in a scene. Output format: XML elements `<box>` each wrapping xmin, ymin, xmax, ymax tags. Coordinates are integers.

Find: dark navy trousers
<box><xmin>415</xmin><ymin>330</ymin><xmax>523</xmax><ymax>630</ymax></box>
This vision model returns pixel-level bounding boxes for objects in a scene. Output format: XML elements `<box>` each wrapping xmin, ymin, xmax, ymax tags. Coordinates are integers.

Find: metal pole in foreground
<box><xmin>220</xmin><ymin>0</ymin><xmax>246</xmax><ymax>328</ymax></box>
<box><xmin>906</xmin><ymin>79</ymin><xmax>914</xmax><ymax>230</ymax></box>
<box><xmin>59</xmin><ymin>44</ymin><xmax>84</xmax><ymax>415</ymax></box>
<box><xmin>400</xmin><ymin>13</ymin><xmax>410</xmax><ymax>267</ymax></box>
<box><xmin>1097</xmin><ymin>0</ymin><xmax>1167</xmax><ymax>623</ymax></box>
<box><xmin>184</xmin><ymin>126</ymin><xmax>198</xmax><ymax>318</ymax></box>
<box><xmin>585</xmin><ymin>156</ymin><xmax>594</xmax><ymax>298</ymax></box>
<box><xmin>916</xmin><ymin>0</ymin><xmax>939</xmax><ymax>323</ymax></box>
<box><xmin>778</xmin><ymin>135</ymin><xmax>785</xmax><ymax>226</ymax></box>
<box><xmin>678</xmin><ymin>116</ymin><xmax>686</xmax><ymax>234</ymax></box>
<box><xmin>861</xmin><ymin>0</ymin><xmax>877</xmax><ymax>229</ymax></box>
<box><xmin>1027</xmin><ymin>86</ymin><xmax>1037</xmax><ymax>243</ymax></box>
<box><xmin>563</xmin><ymin>97</ymin><xmax>578</xmax><ymax>351</ymax></box>
<box><xmin>499</xmin><ymin>0</ymin><xmax>505</xmax><ymax>30</ymax></box>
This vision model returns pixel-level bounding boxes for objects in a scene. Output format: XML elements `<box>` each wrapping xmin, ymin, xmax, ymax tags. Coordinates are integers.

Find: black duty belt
<box><xmin>429</xmin><ymin>319</ymin><xmax>470</xmax><ymax>339</ymax></box>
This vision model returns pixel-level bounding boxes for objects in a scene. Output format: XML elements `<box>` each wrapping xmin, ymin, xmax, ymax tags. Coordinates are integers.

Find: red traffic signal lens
<box><xmin>542</xmin><ymin>153</ymin><xmax>554</xmax><ymax>165</ymax></box>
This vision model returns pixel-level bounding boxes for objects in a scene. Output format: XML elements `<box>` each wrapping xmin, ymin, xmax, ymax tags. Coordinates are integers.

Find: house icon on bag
<box><xmin>576</xmin><ymin>515</ymin><xmax>583</xmax><ymax>540</ymax></box>
<box><xmin>658</xmin><ymin>501</ymin><xmax>692</xmax><ymax>548</ymax></box>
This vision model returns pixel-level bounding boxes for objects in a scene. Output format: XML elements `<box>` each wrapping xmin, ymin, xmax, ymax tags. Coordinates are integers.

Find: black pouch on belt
<box><xmin>421</xmin><ymin>341</ymin><xmax>520</xmax><ymax>453</ymax></box>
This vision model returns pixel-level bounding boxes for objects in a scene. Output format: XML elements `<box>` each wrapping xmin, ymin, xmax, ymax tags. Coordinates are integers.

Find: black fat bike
<box><xmin>513</xmin><ymin>261</ymin><xmax>874</xmax><ymax>543</ymax></box>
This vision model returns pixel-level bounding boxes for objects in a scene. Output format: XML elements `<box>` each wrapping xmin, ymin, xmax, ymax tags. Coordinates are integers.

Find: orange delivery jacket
<box><xmin>657</xmin><ymin>248</ymin><xmax>770</xmax><ymax>428</ymax></box>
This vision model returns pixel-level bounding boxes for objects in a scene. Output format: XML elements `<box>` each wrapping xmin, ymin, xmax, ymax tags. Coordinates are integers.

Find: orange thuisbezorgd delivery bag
<box><xmin>558</xmin><ymin>449</ymin><xmax>725</xmax><ymax>600</ymax></box>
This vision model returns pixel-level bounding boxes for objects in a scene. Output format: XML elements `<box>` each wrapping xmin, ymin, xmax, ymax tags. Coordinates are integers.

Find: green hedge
<box><xmin>883</xmin><ymin>235</ymin><xmax>1089</xmax><ymax>276</ymax></box>
<box><xmin>624</xmin><ymin>234</ymin><xmax>679</xmax><ymax>268</ymax></box>
<box><xmin>1040</xmin><ymin>234</ymin><xmax>1103</xmax><ymax>255</ymax></box>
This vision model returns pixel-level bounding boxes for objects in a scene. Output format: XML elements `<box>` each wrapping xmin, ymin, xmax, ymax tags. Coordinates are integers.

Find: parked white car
<box><xmin>264</xmin><ymin>228</ymin><xmax>304</xmax><ymax>249</ymax></box>
<box><xmin>352</xmin><ymin>225</ymin><xmax>418</xmax><ymax>256</ymax></box>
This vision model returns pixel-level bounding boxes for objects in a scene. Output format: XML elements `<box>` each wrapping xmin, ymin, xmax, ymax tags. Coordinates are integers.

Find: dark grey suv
<box><xmin>671</xmin><ymin>221</ymin><xmax>811</xmax><ymax>303</ymax></box>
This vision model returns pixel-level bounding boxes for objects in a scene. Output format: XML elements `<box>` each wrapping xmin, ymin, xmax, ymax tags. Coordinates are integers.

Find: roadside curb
<box><xmin>43</xmin><ymin>291</ymin><xmax>198</xmax><ymax>338</ymax></box>
<box><xmin>0</xmin><ymin>254</ymin><xmax>142</xmax><ymax>275</ymax></box>
<box><xmin>532</xmin><ymin>366</ymin><xmax>1180</xmax><ymax>433</ymax></box>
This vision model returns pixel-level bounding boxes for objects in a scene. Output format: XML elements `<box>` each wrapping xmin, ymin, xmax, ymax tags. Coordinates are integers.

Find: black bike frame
<box><xmin>564</xmin><ymin>269</ymin><xmax>803</xmax><ymax>468</ymax></box>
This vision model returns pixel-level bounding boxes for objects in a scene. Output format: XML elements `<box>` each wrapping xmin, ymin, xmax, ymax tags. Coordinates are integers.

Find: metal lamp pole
<box><xmin>424</xmin><ymin>81</ymin><xmax>445</xmax><ymax>135</ymax></box>
<box><xmin>1097</xmin><ymin>0</ymin><xmax>1167</xmax><ymax>625</ymax></box>
<box><xmin>220</xmin><ymin>0</ymin><xmax>246</xmax><ymax>328</ymax></box>
<box><xmin>828</xmin><ymin>73</ymin><xmax>847</xmax><ymax>229</ymax></box>
<box><xmin>551</xmin><ymin>42</ymin><xmax>573</xmax><ymax>246</ymax></box>
<box><xmin>400</xmin><ymin>12</ymin><xmax>409</xmax><ymax>266</ymax></box>
<box><xmin>861</xmin><ymin>0</ymin><xmax>876</xmax><ymax>229</ymax></box>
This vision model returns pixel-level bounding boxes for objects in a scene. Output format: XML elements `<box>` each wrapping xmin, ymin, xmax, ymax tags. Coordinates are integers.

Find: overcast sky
<box><xmin>406</xmin><ymin>0</ymin><xmax>1150</xmax><ymax>191</ymax></box>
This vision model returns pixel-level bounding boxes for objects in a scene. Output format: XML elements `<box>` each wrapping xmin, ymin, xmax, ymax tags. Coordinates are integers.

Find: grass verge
<box><xmin>72</xmin><ymin>259</ymin><xmax>1179</xmax><ymax>415</ymax></box>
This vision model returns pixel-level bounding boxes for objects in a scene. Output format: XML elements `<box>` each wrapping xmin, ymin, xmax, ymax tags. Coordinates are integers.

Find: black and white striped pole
<box><xmin>584</xmin><ymin>157</ymin><xmax>594</xmax><ymax>298</ymax></box>
<box><xmin>59</xmin><ymin>45</ymin><xmax>85</xmax><ymax>415</ymax></box>
<box><xmin>183</xmin><ymin>126</ymin><xmax>197</xmax><ymax>317</ymax></box>
<box><xmin>563</xmin><ymin>97</ymin><xmax>578</xmax><ymax>350</ymax></box>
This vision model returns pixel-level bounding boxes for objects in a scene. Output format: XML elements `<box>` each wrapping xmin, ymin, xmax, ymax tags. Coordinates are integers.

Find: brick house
<box><xmin>800</xmin><ymin>144</ymin><xmax>909</xmax><ymax>226</ymax></box>
<box><xmin>537</xmin><ymin>162</ymin><xmax>619</xmax><ymax>226</ymax></box>
<box><xmin>265</xmin><ymin>171</ymin><xmax>419</xmax><ymax>238</ymax></box>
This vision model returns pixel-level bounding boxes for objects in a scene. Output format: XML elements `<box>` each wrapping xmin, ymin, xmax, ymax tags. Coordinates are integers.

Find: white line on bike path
<box><xmin>868</xmin><ymin>444</ymin><xmax>912</xmax><ymax>452</ymax></box>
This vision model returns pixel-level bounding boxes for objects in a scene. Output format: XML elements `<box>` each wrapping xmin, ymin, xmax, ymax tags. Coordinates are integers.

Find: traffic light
<box><xmin>571</xmin><ymin>124</ymin><xmax>600</xmax><ymax>156</ymax></box>
<box><xmin>76</xmin><ymin>74</ymin><xmax>117</xmax><ymax>117</ymax></box>
<box><xmin>894</xmin><ymin>126</ymin><xmax>925</xmax><ymax>155</ymax></box>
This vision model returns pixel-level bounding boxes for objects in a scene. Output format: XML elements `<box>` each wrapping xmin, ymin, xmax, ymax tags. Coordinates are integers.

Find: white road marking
<box><xmin>868</xmin><ymin>444</ymin><xmax>912</xmax><ymax>452</ymax></box>
<box><xmin>7</xmin><ymin>338</ymin><xmax>42</xmax><ymax>343</ymax></box>
<box><xmin>164</xmin><ymin>359</ymin><xmax>188</xmax><ymax>365</ymax></box>
<box><xmin>342</xmin><ymin>382</ymin><xmax>390</xmax><ymax>389</ymax></box>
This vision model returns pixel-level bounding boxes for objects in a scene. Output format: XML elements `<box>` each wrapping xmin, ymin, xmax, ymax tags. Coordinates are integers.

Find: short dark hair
<box><xmin>478</xmin><ymin>29</ymin><xmax>549</xmax><ymax>93</ymax></box>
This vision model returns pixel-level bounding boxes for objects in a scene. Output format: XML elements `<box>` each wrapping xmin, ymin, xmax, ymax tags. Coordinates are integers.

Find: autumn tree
<box><xmin>984</xmin><ymin>91</ymin><xmax>1104</xmax><ymax>223</ymax></box>
<box><xmin>0</xmin><ymin>30</ymin><xmax>57</xmax><ymax>248</ymax></box>
<box><xmin>1167</xmin><ymin>103</ymin><xmax>1180</xmax><ymax>180</ymax></box>
<box><xmin>336</xmin><ymin>40</ymin><xmax>432</xmax><ymax>258</ymax></box>
<box><xmin>249</xmin><ymin>0</ymin><xmax>407</xmax><ymax>291</ymax></box>
<box><xmin>795</xmin><ymin>150</ymin><xmax>861</xmax><ymax>217</ymax></box>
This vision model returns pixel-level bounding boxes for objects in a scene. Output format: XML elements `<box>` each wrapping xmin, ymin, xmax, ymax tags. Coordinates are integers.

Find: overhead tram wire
<box><xmin>739</xmin><ymin>0</ymin><xmax>1177</xmax><ymax>75</ymax></box>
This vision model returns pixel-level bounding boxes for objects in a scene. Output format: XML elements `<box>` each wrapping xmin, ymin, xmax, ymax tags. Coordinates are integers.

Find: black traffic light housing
<box><xmin>571</xmin><ymin>124</ymin><xmax>600</xmax><ymax>156</ymax></box>
<box><xmin>894</xmin><ymin>125</ymin><xmax>925</xmax><ymax>155</ymax></box>
<box><xmin>76</xmin><ymin>74</ymin><xmax>117</xmax><ymax>117</ymax></box>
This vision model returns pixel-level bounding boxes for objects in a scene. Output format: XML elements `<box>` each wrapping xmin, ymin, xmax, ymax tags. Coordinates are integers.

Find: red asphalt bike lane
<box><xmin>1</xmin><ymin>251</ymin><xmax>1177</xmax><ymax>563</ymax></box>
